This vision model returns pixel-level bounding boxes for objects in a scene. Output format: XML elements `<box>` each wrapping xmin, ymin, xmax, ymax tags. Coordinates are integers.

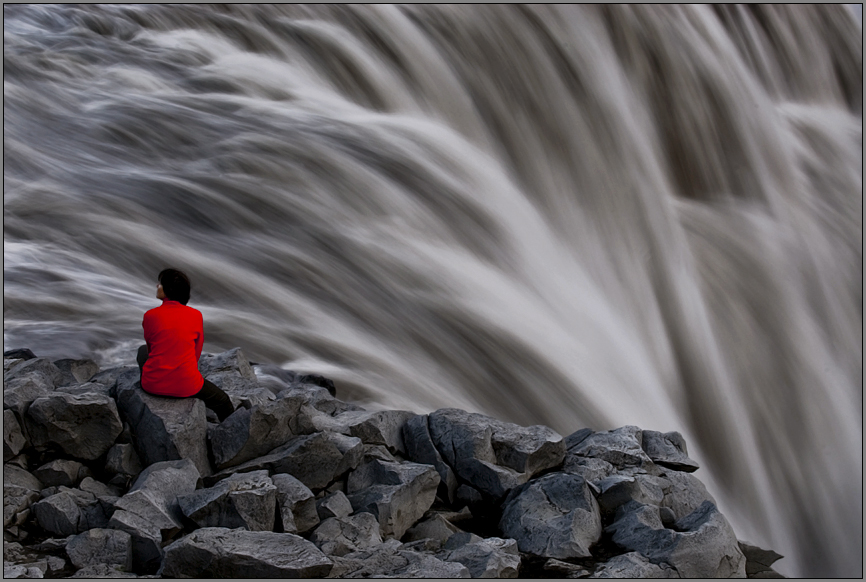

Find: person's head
<box><xmin>157</xmin><ymin>268</ymin><xmax>191</xmax><ymax>305</ymax></box>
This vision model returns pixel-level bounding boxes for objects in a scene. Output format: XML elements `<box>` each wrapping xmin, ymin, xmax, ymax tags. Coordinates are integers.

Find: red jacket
<box><xmin>141</xmin><ymin>299</ymin><xmax>205</xmax><ymax>397</ymax></box>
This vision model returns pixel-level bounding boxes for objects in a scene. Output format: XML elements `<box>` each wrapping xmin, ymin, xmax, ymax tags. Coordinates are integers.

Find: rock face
<box><xmin>178</xmin><ymin>470</ymin><xmax>276</xmax><ymax>531</ymax></box>
<box><xmin>208</xmin><ymin>399</ymin><xmax>297</xmax><ymax>469</ymax></box>
<box><xmin>24</xmin><ymin>392</ymin><xmax>123</xmax><ymax>460</ymax></box>
<box><xmin>272</xmin><ymin>473</ymin><xmax>319</xmax><ymax>534</ymax></box>
<box><xmin>65</xmin><ymin>528</ymin><xmax>133</xmax><ymax>570</ymax></box>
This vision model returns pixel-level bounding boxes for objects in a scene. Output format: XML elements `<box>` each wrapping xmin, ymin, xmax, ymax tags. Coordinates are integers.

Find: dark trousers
<box><xmin>137</xmin><ymin>345</ymin><xmax>234</xmax><ymax>422</ymax></box>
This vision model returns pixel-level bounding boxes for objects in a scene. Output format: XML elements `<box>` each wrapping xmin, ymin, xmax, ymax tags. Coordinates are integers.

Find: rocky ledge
<box><xmin>3</xmin><ymin>347</ymin><xmax>784</xmax><ymax>579</ymax></box>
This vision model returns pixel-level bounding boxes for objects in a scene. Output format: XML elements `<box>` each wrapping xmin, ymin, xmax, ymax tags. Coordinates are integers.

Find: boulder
<box><xmin>159</xmin><ymin>527</ymin><xmax>333</xmax><ymax>578</ymax></box>
<box><xmin>3</xmin><ymin>465</ymin><xmax>43</xmax><ymax>528</ymax></box>
<box><xmin>641</xmin><ymin>431</ymin><xmax>699</xmax><ymax>472</ymax></box>
<box><xmin>590</xmin><ymin>551</ymin><xmax>679</xmax><ymax>578</ymax></box>
<box><xmin>51</xmin><ymin>359</ymin><xmax>99</xmax><ymax>387</ymax></box>
<box><xmin>543</xmin><ymin>558</ymin><xmax>591</xmax><ymax>578</ymax></box>
<box><xmin>79</xmin><ymin>477</ymin><xmax>121</xmax><ymax>499</ymax></box>
<box><xmin>3</xmin><ymin>358</ymin><xmax>62</xmax><ymax>418</ymax></box>
<box><xmin>500</xmin><ymin>472</ymin><xmax>602</xmax><ymax>559</ymax></box>
<box><xmin>24</xmin><ymin>393</ymin><xmax>123</xmax><ymax>460</ymax></box>
<box><xmin>105</xmin><ymin>444</ymin><xmax>143</xmax><ymax>479</ymax></box>
<box><xmin>595</xmin><ymin>473</ymin><xmax>666</xmax><ymax>515</ymax></box>
<box><xmin>660</xmin><ymin>470</ymin><xmax>716</xmax><ymax>521</ymax></box>
<box><xmin>32</xmin><ymin>460</ymin><xmax>91</xmax><ymax>488</ymax></box>
<box><xmin>4</xmin><ymin>357</ymin><xmax>62</xmax><ymax>388</ymax></box>
<box><xmin>3</xmin><ymin>564</ymin><xmax>43</xmax><ymax>579</ymax></box>
<box><xmin>32</xmin><ymin>487</ymin><xmax>110</xmax><ymax>535</ymax></box>
<box><xmin>3</xmin><ymin>348</ymin><xmax>37</xmax><ymax>361</ymax></box>
<box><xmin>198</xmin><ymin>348</ymin><xmax>266</xmax><ymax>409</ymax></box>
<box><xmin>68</xmin><ymin>563</ymin><xmax>138</xmax><ymax>578</ymax></box>
<box><xmin>441</xmin><ymin>535</ymin><xmax>521</xmax><ymax>579</ymax></box>
<box><xmin>87</xmin><ymin>365</ymin><xmax>138</xmax><ymax>391</ymax></box>
<box><xmin>317</xmin><ymin>491</ymin><xmax>353</xmax><ymax>520</ymax></box>
<box><xmin>346</xmin><ymin>459</ymin><xmax>440</xmax><ymax>539</ymax></box>
<box><xmin>606</xmin><ymin>500</ymin><xmax>745</xmax><ymax>578</ymax></box>
<box><xmin>427</xmin><ymin>408</ymin><xmax>497</xmax><ymax>469</ymax></box>
<box><xmin>562</xmin><ymin>456</ymin><xmax>617</xmax><ymax>483</ymax></box>
<box><xmin>309</xmin><ymin>513</ymin><xmax>384</xmax><ymax>556</ymax></box>
<box><xmin>489</xmin><ymin>421</ymin><xmax>565</xmax><ymax>477</ymax></box>
<box><xmin>327</xmin><ymin>540</ymin><xmax>470</xmax><ymax>578</ymax></box>
<box><xmin>403</xmin><ymin>513</ymin><xmax>463</xmax><ymax>545</ymax></box>
<box><xmin>177</xmin><ymin>470</ymin><xmax>276</xmax><ymax>531</ymax></box>
<box><xmin>567</xmin><ymin>426</ymin><xmax>659</xmax><ymax>474</ymax></box>
<box><xmin>4</xmin><ymin>410</ymin><xmax>28</xmax><ymax>462</ymax></box>
<box><xmin>454</xmin><ymin>457</ymin><xmax>528</xmax><ymax>500</ymax></box>
<box><xmin>108</xmin><ymin>459</ymin><xmax>200</xmax><ymax>573</ymax></box>
<box><xmin>272</xmin><ymin>473</ymin><xmax>319</xmax><ymax>534</ymax></box>
<box><xmin>113</xmin><ymin>371</ymin><xmax>210</xmax><ymax>477</ymax></box>
<box><xmin>402</xmin><ymin>414</ymin><xmax>459</xmax><ymax>504</ymax></box>
<box><xmin>65</xmin><ymin>528</ymin><xmax>133</xmax><ymax>571</ymax></box>
<box><xmin>208</xmin><ymin>398</ymin><xmax>296</xmax><ymax>469</ymax></box>
<box><xmin>738</xmin><ymin>541</ymin><xmax>784</xmax><ymax>578</ymax></box>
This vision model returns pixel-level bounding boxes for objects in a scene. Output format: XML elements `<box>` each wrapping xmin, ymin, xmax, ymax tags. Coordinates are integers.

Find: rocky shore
<box><xmin>3</xmin><ymin>347</ymin><xmax>784</xmax><ymax>578</ymax></box>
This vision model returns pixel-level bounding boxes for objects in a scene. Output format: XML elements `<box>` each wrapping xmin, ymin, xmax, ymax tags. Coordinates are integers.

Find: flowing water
<box><xmin>3</xmin><ymin>5</ymin><xmax>861</xmax><ymax>576</ymax></box>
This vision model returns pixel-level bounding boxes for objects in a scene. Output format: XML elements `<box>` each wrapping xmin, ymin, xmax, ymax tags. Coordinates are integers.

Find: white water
<box><xmin>3</xmin><ymin>5</ymin><xmax>861</xmax><ymax>576</ymax></box>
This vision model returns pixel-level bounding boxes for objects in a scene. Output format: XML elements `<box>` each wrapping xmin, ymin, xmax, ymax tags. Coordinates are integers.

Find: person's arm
<box><xmin>142</xmin><ymin>311</ymin><xmax>153</xmax><ymax>351</ymax></box>
<box><xmin>194</xmin><ymin>311</ymin><xmax>204</xmax><ymax>361</ymax></box>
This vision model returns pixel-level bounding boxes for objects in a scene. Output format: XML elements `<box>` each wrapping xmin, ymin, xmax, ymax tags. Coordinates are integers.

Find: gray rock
<box><xmin>105</xmin><ymin>444</ymin><xmax>143</xmax><ymax>479</ymax></box>
<box><xmin>327</xmin><ymin>541</ymin><xmax>470</xmax><ymax>578</ymax></box>
<box><xmin>54</xmin><ymin>382</ymin><xmax>112</xmax><ymax>397</ymax></box>
<box><xmin>454</xmin><ymin>457</ymin><xmax>528</xmax><ymax>500</ymax></box>
<box><xmin>543</xmin><ymin>558</ymin><xmax>591</xmax><ymax>577</ymax></box>
<box><xmin>738</xmin><ymin>541</ymin><xmax>784</xmax><ymax>577</ymax></box>
<box><xmin>68</xmin><ymin>563</ymin><xmax>139</xmax><ymax>578</ymax></box>
<box><xmin>65</xmin><ymin>529</ymin><xmax>133</xmax><ymax>571</ymax></box>
<box><xmin>500</xmin><ymin>472</ymin><xmax>601</xmax><ymax>559</ymax></box>
<box><xmin>32</xmin><ymin>487</ymin><xmax>109</xmax><ymax>535</ymax></box>
<box><xmin>403</xmin><ymin>513</ymin><xmax>463</xmax><ymax>545</ymax></box>
<box><xmin>3</xmin><ymin>375</ymin><xmax>55</xmax><ymax>419</ymax></box>
<box><xmin>159</xmin><ymin>527</ymin><xmax>333</xmax><ymax>578</ymax></box>
<box><xmin>4</xmin><ymin>466</ymin><xmax>43</xmax><ymax>528</ymax></box>
<box><xmin>490</xmin><ymin>421</ymin><xmax>565</xmax><ymax>477</ymax></box>
<box><xmin>177</xmin><ymin>470</ymin><xmax>276</xmax><ymax>531</ymax></box>
<box><xmin>198</xmin><ymin>348</ymin><xmax>264</xmax><ymax>409</ymax></box>
<box><xmin>24</xmin><ymin>393</ymin><xmax>122</xmax><ymax>460</ymax></box>
<box><xmin>317</xmin><ymin>490</ymin><xmax>353</xmax><ymax>520</ymax></box>
<box><xmin>87</xmin><ymin>365</ymin><xmax>138</xmax><ymax>392</ymax></box>
<box><xmin>4</xmin><ymin>358</ymin><xmax>62</xmax><ymax>388</ymax></box>
<box><xmin>198</xmin><ymin>347</ymin><xmax>256</xmax><ymax>381</ymax></box>
<box><xmin>114</xmin><ymin>371</ymin><xmax>210</xmax><ymax>477</ymax></box>
<box><xmin>595</xmin><ymin>473</ymin><xmax>666</xmax><ymax>515</ymax></box>
<box><xmin>641</xmin><ymin>431</ymin><xmax>699</xmax><ymax>472</ymax></box>
<box><xmin>4</xmin><ymin>348</ymin><xmax>36</xmax><ymax>361</ymax></box>
<box><xmin>346</xmin><ymin>459</ymin><xmax>440</xmax><ymax>539</ymax></box>
<box><xmin>402</xmin><ymin>414</ymin><xmax>459</xmax><ymax>504</ymax></box>
<box><xmin>32</xmin><ymin>460</ymin><xmax>91</xmax><ymax>488</ymax></box>
<box><xmin>79</xmin><ymin>477</ymin><xmax>122</xmax><ymax>498</ymax></box>
<box><xmin>272</xmin><ymin>472</ymin><xmax>319</xmax><ymax>534</ymax></box>
<box><xmin>562</xmin><ymin>456</ymin><xmax>617</xmax><ymax>483</ymax></box>
<box><xmin>108</xmin><ymin>459</ymin><xmax>200</xmax><ymax>573</ymax></box>
<box><xmin>590</xmin><ymin>551</ymin><xmax>679</xmax><ymax>578</ymax></box>
<box><xmin>310</xmin><ymin>513</ymin><xmax>384</xmax><ymax>556</ymax></box>
<box><xmin>324</xmin><ymin>432</ymin><xmax>364</xmax><ymax>477</ymax></box>
<box><xmin>52</xmin><ymin>358</ymin><xmax>100</xmax><ymax>387</ymax></box>
<box><xmin>568</xmin><ymin>426</ymin><xmax>659</xmax><ymax>474</ymax></box>
<box><xmin>442</xmin><ymin>536</ymin><xmax>521</xmax><ymax>579</ymax></box>
<box><xmin>427</xmin><ymin>408</ymin><xmax>497</xmax><ymax>469</ymax></box>
<box><xmin>606</xmin><ymin>500</ymin><xmax>745</xmax><ymax>578</ymax></box>
<box><xmin>659</xmin><ymin>470</ymin><xmax>716</xmax><ymax>521</ymax></box>
<box><xmin>4</xmin><ymin>410</ymin><xmax>28</xmax><ymax>462</ymax></box>
<box><xmin>208</xmin><ymin>398</ymin><xmax>296</xmax><ymax>469</ymax></box>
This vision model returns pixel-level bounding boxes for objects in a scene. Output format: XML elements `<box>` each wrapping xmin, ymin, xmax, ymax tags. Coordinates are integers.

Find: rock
<box><xmin>178</xmin><ymin>470</ymin><xmax>276</xmax><ymax>531</ymax></box>
<box><xmin>4</xmin><ymin>465</ymin><xmax>43</xmax><ymax>528</ymax></box>
<box><xmin>738</xmin><ymin>541</ymin><xmax>784</xmax><ymax>577</ymax></box>
<box><xmin>3</xmin><ymin>349</ymin><xmax>36</xmax><ymax>361</ymax></box>
<box><xmin>208</xmin><ymin>398</ymin><xmax>296</xmax><ymax>469</ymax></box>
<box><xmin>108</xmin><ymin>459</ymin><xmax>200</xmax><ymax>573</ymax></box>
<box><xmin>403</xmin><ymin>513</ymin><xmax>463</xmax><ymax>545</ymax></box>
<box><xmin>427</xmin><ymin>408</ymin><xmax>497</xmax><ymax>469</ymax></box>
<box><xmin>317</xmin><ymin>490</ymin><xmax>353</xmax><ymax>520</ymax></box>
<box><xmin>324</xmin><ymin>432</ymin><xmax>364</xmax><ymax>477</ymax></box>
<box><xmin>24</xmin><ymin>393</ymin><xmax>123</xmax><ymax>461</ymax></box>
<box><xmin>65</xmin><ymin>529</ymin><xmax>132</xmax><ymax>571</ymax></box>
<box><xmin>562</xmin><ymin>456</ymin><xmax>617</xmax><ymax>483</ymax></box>
<box><xmin>4</xmin><ymin>358</ymin><xmax>62</xmax><ymax>388</ymax></box>
<box><xmin>105</xmin><ymin>444</ymin><xmax>143</xmax><ymax>479</ymax></box>
<box><xmin>113</xmin><ymin>371</ymin><xmax>211</xmax><ymax>477</ymax></box>
<box><xmin>567</xmin><ymin>426</ymin><xmax>659</xmax><ymax>474</ymax></box>
<box><xmin>403</xmin><ymin>414</ymin><xmax>459</xmax><ymax>504</ymax></box>
<box><xmin>87</xmin><ymin>366</ymin><xmax>138</xmax><ymax>391</ymax></box>
<box><xmin>454</xmin><ymin>457</ymin><xmax>528</xmax><ymax>500</ymax></box>
<box><xmin>79</xmin><ymin>477</ymin><xmax>121</xmax><ymax>498</ymax></box>
<box><xmin>327</xmin><ymin>540</ymin><xmax>471</xmax><ymax>578</ymax></box>
<box><xmin>295</xmin><ymin>373</ymin><xmax>338</xmax><ymax>397</ymax></box>
<box><xmin>590</xmin><ymin>551</ymin><xmax>679</xmax><ymax>578</ymax></box>
<box><xmin>309</xmin><ymin>513</ymin><xmax>384</xmax><ymax>556</ymax></box>
<box><xmin>4</xmin><ymin>410</ymin><xmax>28</xmax><ymax>462</ymax></box>
<box><xmin>606</xmin><ymin>500</ymin><xmax>745</xmax><ymax>578</ymax></box>
<box><xmin>346</xmin><ymin>459</ymin><xmax>440</xmax><ymax>539</ymax></box>
<box><xmin>32</xmin><ymin>460</ymin><xmax>91</xmax><ymax>488</ymax></box>
<box><xmin>543</xmin><ymin>558</ymin><xmax>591</xmax><ymax>577</ymax></box>
<box><xmin>659</xmin><ymin>470</ymin><xmax>716</xmax><ymax>521</ymax></box>
<box><xmin>489</xmin><ymin>421</ymin><xmax>565</xmax><ymax>477</ymax></box>
<box><xmin>641</xmin><ymin>431</ymin><xmax>699</xmax><ymax>472</ymax></box>
<box><xmin>347</xmin><ymin>410</ymin><xmax>416</xmax><ymax>455</ymax></box>
<box><xmin>500</xmin><ymin>472</ymin><xmax>601</xmax><ymax>560</ymax></box>
<box><xmin>595</xmin><ymin>473</ymin><xmax>666</xmax><ymax>515</ymax></box>
<box><xmin>51</xmin><ymin>359</ymin><xmax>99</xmax><ymax>387</ymax></box>
<box><xmin>3</xmin><ymin>564</ymin><xmax>41</xmax><ymax>579</ymax></box>
<box><xmin>198</xmin><ymin>347</ymin><xmax>256</xmax><ymax>381</ymax></box>
<box><xmin>32</xmin><ymin>487</ymin><xmax>109</xmax><ymax>535</ymax></box>
<box><xmin>68</xmin><ymin>563</ymin><xmax>138</xmax><ymax>578</ymax></box>
<box><xmin>198</xmin><ymin>348</ymin><xmax>264</xmax><ymax>409</ymax></box>
<box><xmin>441</xmin><ymin>535</ymin><xmax>521</xmax><ymax>579</ymax></box>
<box><xmin>272</xmin><ymin>473</ymin><xmax>319</xmax><ymax>534</ymax></box>
<box><xmin>160</xmin><ymin>527</ymin><xmax>333</xmax><ymax>578</ymax></box>
<box><xmin>3</xmin><ymin>359</ymin><xmax>62</xmax><ymax>418</ymax></box>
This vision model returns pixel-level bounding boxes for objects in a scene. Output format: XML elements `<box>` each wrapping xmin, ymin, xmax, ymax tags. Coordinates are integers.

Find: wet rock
<box><xmin>4</xmin><ymin>410</ymin><xmax>28</xmax><ymax>462</ymax></box>
<box><xmin>738</xmin><ymin>541</ymin><xmax>784</xmax><ymax>578</ymax></box>
<box><xmin>208</xmin><ymin>398</ymin><xmax>297</xmax><ymax>469</ymax></box>
<box><xmin>641</xmin><ymin>431</ymin><xmax>699</xmax><ymax>472</ymax></box>
<box><xmin>24</xmin><ymin>393</ymin><xmax>122</xmax><ymax>460</ymax></box>
<box><xmin>568</xmin><ymin>426</ymin><xmax>659</xmax><ymax>474</ymax></box>
<box><xmin>500</xmin><ymin>472</ymin><xmax>602</xmax><ymax>560</ymax></box>
<box><xmin>178</xmin><ymin>470</ymin><xmax>276</xmax><ymax>531</ymax></box>
<box><xmin>272</xmin><ymin>473</ymin><xmax>319</xmax><ymax>534</ymax></box>
<box><xmin>114</xmin><ymin>371</ymin><xmax>210</xmax><ymax>477</ymax></box>
<box><xmin>606</xmin><ymin>500</ymin><xmax>745</xmax><ymax>578</ymax></box>
<box><xmin>590</xmin><ymin>551</ymin><xmax>679</xmax><ymax>578</ymax></box>
<box><xmin>316</xmin><ymin>490</ymin><xmax>353</xmax><ymax>520</ymax></box>
<box><xmin>309</xmin><ymin>513</ymin><xmax>384</xmax><ymax>556</ymax></box>
<box><xmin>660</xmin><ymin>470</ymin><xmax>716</xmax><ymax>521</ymax></box>
<box><xmin>65</xmin><ymin>528</ymin><xmax>132</xmax><ymax>571</ymax></box>
<box><xmin>441</xmin><ymin>535</ymin><xmax>521</xmax><ymax>579</ymax></box>
<box><xmin>4</xmin><ymin>466</ymin><xmax>43</xmax><ymax>528</ymax></box>
<box><xmin>159</xmin><ymin>527</ymin><xmax>333</xmax><ymax>578</ymax></box>
<box><xmin>403</xmin><ymin>414</ymin><xmax>459</xmax><ymax>504</ymax></box>
<box><xmin>105</xmin><ymin>444</ymin><xmax>143</xmax><ymax>479</ymax></box>
<box><xmin>32</xmin><ymin>460</ymin><xmax>91</xmax><ymax>488</ymax></box>
<box><xmin>346</xmin><ymin>459</ymin><xmax>440</xmax><ymax>539</ymax></box>
<box><xmin>3</xmin><ymin>349</ymin><xmax>37</xmax><ymax>361</ymax></box>
<box><xmin>51</xmin><ymin>358</ymin><xmax>99</xmax><ymax>387</ymax></box>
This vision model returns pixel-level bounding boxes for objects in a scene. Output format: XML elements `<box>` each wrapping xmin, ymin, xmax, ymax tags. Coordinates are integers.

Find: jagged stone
<box><xmin>177</xmin><ymin>470</ymin><xmax>276</xmax><ymax>531</ymax></box>
<box><xmin>738</xmin><ymin>541</ymin><xmax>784</xmax><ymax>577</ymax></box>
<box><xmin>346</xmin><ymin>459</ymin><xmax>440</xmax><ymax>539</ymax></box>
<box><xmin>327</xmin><ymin>540</ymin><xmax>471</xmax><ymax>578</ymax></box>
<box><xmin>68</xmin><ymin>563</ymin><xmax>138</xmax><ymax>578</ymax></box>
<box><xmin>543</xmin><ymin>558</ymin><xmax>591</xmax><ymax>577</ymax></box>
<box><xmin>198</xmin><ymin>348</ymin><xmax>266</xmax><ymax>409</ymax></box>
<box><xmin>660</xmin><ymin>470</ymin><xmax>716</xmax><ymax>521</ymax></box>
<box><xmin>324</xmin><ymin>432</ymin><xmax>364</xmax><ymax>477</ymax></box>
<box><xmin>595</xmin><ymin>473</ymin><xmax>666</xmax><ymax>515</ymax></box>
<box><xmin>159</xmin><ymin>527</ymin><xmax>333</xmax><ymax>578</ymax></box>
<box><xmin>4</xmin><ymin>466</ymin><xmax>43</xmax><ymax>528</ymax></box>
<box><xmin>4</xmin><ymin>410</ymin><xmax>28</xmax><ymax>462</ymax></box>
<box><xmin>402</xmin><ymin>414</ymin><xmax>459</xmax><ymax>504</ymax></box>
<box><xmin>441</xmin><ymin>536</ymin><xmax>521</xmax><ymax>579</ymax></box>
<box><xmin>24</xmin><ymin>393</ymin><xmax>122</xmax><ymax>460</ymax></box>
<box><xmin>606</xmin><ymin>500</ymin><xmax>745</xmax><ymax>578</ymax></box>
<box><xmin>309</xmin><ymin>513</ymin><xmax>384</xmax><ymax>556</ymax></box>
<box><xmin>641</xmin><ymin>431</ymin><xmax>699</xmax><ymax>472</ymax></box>
<box><xmin>312</xmin><ymin>410</ymin><xmax>416</xmax><ymax>456</ymax></box>
<box><xmin>454</xmin><ymin>457</ymin><xmax>528</xmax><ymax>500</ymax></box>
<box><xmin>32</xmin><ymin>460</ymin><xmax>91</xmax><ymax>488</ymax></box>
<box><xmin>65</xmin><ymin>529</ymin><xmax>132</xmax><ymax>571</ymax></box>
<box><xmin>562</xmin><ymin>455</ymin><xmax>617</xmax><ymax>483</ymax></box>
<box><xmin>3</xmin><ymin>349</ymin><xmax>36</xmax><ymax>361</ymax></box>
<box><xmin>3</xmin><ymin>358</ymin><xmax>63</xmax><ymax>418</ymax></box>
<box><xmin>568</xmin><ymin>426</ymin><xmax>659</xmax><ymax>474</ymax></box>
<box><xmin>108</xmin><ymin>459</ymin><xmax>200</xmax><ymax>573</ymax></box>
<box><xmin>317</xmin><ymin>491</ymin><xmax>353</xmax><ymax>520</ymax></box>
<box><xmin>113</xmin><ymin>371</ymin><xmax>210</xmax><ymax>477</ymax></box>
<box><xmin>32</xmin><ymin>487</ymin><xmax>110</xmax><ymax>535</ymax></box>
<box><xmin>208</xmin><ymin>398</ymin><xmax>296</xmax><ymax>469</ymax></box>
<box><xmin>590</xmin><ymin>551</ymin><xmax>680</xmax><ymax>578</ymax></box>
<box><xmin>54</xmin><ymin>382</ymin><xmax>112</xmax><ymax>397</ymax></box>
<box><xmin>4</xmin><ymin>358</ymin><xmax>62</xmax><ymax>387</ymax></box>
<box><xmin>428</xmin><ymin>408</ymin><xmax>497</xmax><ymax>468</ymax></box>
<box><xmin>489</xmin><ymin>421</ymin><xmax>565</xmax><ymax>477</ymax></box>
<box><xmin>500</xmin><ymin>472</ymin><xmax>602</xmax><ymax>560</ymax></box>
<box><xmin>51</xmin><ymin>359</ymin><xmax>99</xmax><ymax>387</ymax></box>
<box><xmin>272</xmin><ymin>473</ymin><xmax>319</xmax><ymax>534</ymax></box>
<box><xmin>403</xmin><ymin>513</ymin><xmax>463</xmax><ymax>544</ymax></box>
<box><xmin>79</xmin><ymin>477</ymin><xmax>121</xmax><ymax>498</ymax></box>
<box><xmin>3</xmin><ymin>563</ymin><xmax>42</xmax><ymax>579</ymax></box>
<box><xmin>87</xmin><ymin>366</ymin><xmax>138</xmax><ymax>391</ymax></box>
<box><xmin>105</xmin><ymin>444</ymin><xmax>143</xmax><ymax>479</ymax></box>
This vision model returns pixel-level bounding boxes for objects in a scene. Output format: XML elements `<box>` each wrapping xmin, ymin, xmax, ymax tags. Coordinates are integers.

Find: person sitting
<box><xmin>136</xmin><ymin>268</ymin><xmax>234</xmax><ymax>422</ymax></box>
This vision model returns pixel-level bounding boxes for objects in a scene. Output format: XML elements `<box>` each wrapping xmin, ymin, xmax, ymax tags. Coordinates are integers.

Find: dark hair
<box><xmin>158</xmin><ymin>268</ymin><xmax>191</xmax><ymax>305</ymax></box>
